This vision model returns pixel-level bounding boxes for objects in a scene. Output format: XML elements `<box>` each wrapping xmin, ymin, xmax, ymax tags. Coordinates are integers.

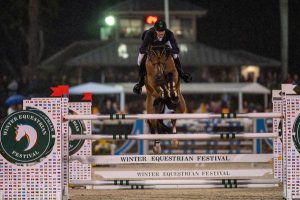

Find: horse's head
<box><xmin>147</xmin><ymin>45</ymin><xmax>171</xmax><ymax>84</ymax></box>
<box><xmin>15</xmin><ymin>125</ymin><xmax>26</xmax><ymax>141</ymax></box>
<box><xmin>15</xmin><ymin>124</ymin><xmax>38</xmax><ymax>151</ymax></box>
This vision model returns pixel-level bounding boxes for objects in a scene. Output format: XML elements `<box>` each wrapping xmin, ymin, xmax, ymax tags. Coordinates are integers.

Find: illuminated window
<box><xmin>170</xmin><ymin>19</ymin><xmax>181</xmax><ymax>36</ymax></box>
<box><xmin>181</xmin><ymin>18</ymin><xmax>194</xmax><ymax>39</ymax></box>
<box><xmin>170</xmin><ymin>18</ymin><xmax>194</xmax><ymax>40</ymax></box>
<box><xmin>100</xmin><ymin>27</ymin><xmax>113</xmax><ymax>41</ymax></box>
<box><xmin>119</xmin><ymin>19</ymin><xmax>142</xmax><ymax>39</ymax></box>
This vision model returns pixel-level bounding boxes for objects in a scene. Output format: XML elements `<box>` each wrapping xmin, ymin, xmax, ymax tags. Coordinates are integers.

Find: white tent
<box><xmin>70</xmin><ymin>82</ymin><xmax>125</xmax><ymax>111</ymax></box>
<box><xmin>119</xmin><ymin>82</ymin><xmax>271</xmax><ymax>113</ymax></box>
<box><xmin>177</xmin><ymin>83</ymin><xmax>270</xmax><ymax>113</ymax></box>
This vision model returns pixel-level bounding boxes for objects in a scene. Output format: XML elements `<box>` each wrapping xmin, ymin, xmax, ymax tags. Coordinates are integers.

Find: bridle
<box><xmin>147</xmin><ymin>46</ymin><xmax>170</xmax><ymax>75</ymax></box>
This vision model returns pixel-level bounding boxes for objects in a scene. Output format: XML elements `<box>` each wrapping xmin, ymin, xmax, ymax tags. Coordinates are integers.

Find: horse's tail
<box><xmin>157</xmin><ymin>120</ymin><xmax>172</xmax><ymax>134</ymax></box>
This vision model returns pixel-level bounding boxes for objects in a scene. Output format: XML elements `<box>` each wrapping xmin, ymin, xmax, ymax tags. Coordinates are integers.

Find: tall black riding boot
<box><xmin>133</xmin><ymin>62</ymin><xmax>146</xmax><ymax>94</ymax></box>
<box><xmin>174</xmin><ymin>57</ymin><xmax>192</xmax><ymax>83</ymax></box>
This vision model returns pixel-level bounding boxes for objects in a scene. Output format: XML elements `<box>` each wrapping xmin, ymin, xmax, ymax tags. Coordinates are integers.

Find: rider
<box><xmin>133</xmin><ymin>19</ymin><xmax>192</xmax><ymax>94</ymax></box>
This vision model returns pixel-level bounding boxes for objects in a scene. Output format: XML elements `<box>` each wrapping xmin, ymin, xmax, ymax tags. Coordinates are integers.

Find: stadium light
<box><xmin>105</xmin><ymin>16</ymin><xmax>115</xmax><ymax>26</ymax></box>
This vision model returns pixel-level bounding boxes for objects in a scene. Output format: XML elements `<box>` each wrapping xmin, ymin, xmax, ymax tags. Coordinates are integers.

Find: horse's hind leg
<box><xmin>146</xmin><ymin>96</ymin><xmax>162</xmax><ymax>154</ymax></box>
<box><xmin>171</xmin><ymin>119</ymin><xmax>179</xmax><ymax>147</ymax></box>
<box><xmin>171</xmin><ymin>92</ymin><xmax>186</xmax><ymax>148</ymax></box>
<box><xmin>153</xmin><ymin>139</ymin><xmax>161</xmax><ymax>154</ymax></box>
<box><xmin>147</xmin><ymin>119</ymin><xmax>161</xmax><ymax>154</ymax></box>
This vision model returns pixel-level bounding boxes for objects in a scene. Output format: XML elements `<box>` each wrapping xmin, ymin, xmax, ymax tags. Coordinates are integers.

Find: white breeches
<box><xmin>165</xmin><ymin>41</ymin><xmax>178</xmax><ymax>59</ymax></box>
<box><xmin>137</xmin><ymin>53</ymin><xmax>145</xmax><ymax>66</ymax></box>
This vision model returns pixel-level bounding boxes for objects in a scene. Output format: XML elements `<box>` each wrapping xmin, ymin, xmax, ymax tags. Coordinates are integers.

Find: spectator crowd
<box><xmin>0</xmin><ymin>69</ymin><xmax>299</xmax><ymax>121</ymax></box>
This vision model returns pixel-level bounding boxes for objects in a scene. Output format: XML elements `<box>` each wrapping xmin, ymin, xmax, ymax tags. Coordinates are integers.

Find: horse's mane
<box><xmin>147</xmin><ymin>45</ymin><xmax>171</xmax><ymax>60</ymax></box>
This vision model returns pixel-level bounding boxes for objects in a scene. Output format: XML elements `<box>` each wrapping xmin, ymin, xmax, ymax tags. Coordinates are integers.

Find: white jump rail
<box><xmin>70</xmin><ymin>154</ymin><xmax>274</xmax><ymax>165</ymax></box>
<box><xmin>70</xmin><ymin>133</ymin><xmax>279</xmax><ymax>141</ymax></box>
<box><xmin>64</xmin><ymin>112</ymin><xmax>283</xmax><ymax>120</ymax></box>
<box><xmin>70</xmin><ymin>178</ymin><xmax>280</xmax><ymax>186</ymax></box>
<box><xmin>79</xmin><ymin>184</ymin><xmax>279</xmax><ymax>190</ymax></box>
<box><xmin>94</xmin><ymin>169</ymin><xmax>273</xmax><ymax>179</ymax></box>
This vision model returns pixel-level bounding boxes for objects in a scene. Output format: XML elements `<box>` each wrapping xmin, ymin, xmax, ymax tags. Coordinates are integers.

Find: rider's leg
<box><xmin>133</xmin><ymin>54</ymin><xmax>147</xmax><ymax>94</ymax></box>
<box><xmin>173</xmin><ymin>55</ymin><xmax>192</xmax><ymax>83</ymax></box>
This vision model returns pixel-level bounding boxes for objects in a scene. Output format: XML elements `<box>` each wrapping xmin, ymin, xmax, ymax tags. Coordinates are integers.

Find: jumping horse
<box><xmin>144</xmin><ymin>45</ymin><xmax>186</xmax><ymax>154</ymax></box>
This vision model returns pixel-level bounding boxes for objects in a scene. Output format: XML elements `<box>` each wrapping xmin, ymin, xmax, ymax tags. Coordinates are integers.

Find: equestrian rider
<box><xmin>133</xmin><ymin>20</ymin><xmax>192</xmax><ymax>94</ymax></box>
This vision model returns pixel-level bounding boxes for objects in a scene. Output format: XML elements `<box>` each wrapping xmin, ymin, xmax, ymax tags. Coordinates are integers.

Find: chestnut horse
<box><xmin>144</xmin><ymin>45</ymin><xmax>186</xmax><ymax>154</ymax></box>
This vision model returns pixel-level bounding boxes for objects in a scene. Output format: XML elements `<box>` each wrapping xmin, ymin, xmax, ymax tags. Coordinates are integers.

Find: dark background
<box><xmin>47</xmin><ymin>0</ymin><xmax>299</xmax><ymax>73</ymax></box>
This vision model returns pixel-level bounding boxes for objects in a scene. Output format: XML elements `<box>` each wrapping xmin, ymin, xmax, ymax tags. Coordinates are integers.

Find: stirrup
<box><xmin>133</xmin><ymin>83</ymin><xmax>143</xmax><ymax>94</ymax></box>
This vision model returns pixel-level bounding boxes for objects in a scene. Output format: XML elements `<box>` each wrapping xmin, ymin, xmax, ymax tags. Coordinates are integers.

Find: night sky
<box><xmin>48</xmin><ymin>0</ymin><xmax>299</xmax><ymax>73</ymax></box>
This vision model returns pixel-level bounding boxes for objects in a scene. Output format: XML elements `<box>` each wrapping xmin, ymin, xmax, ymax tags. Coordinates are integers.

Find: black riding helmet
<box><xmin>154</xmin><ymin>20</ymin><xmax>167</xmax><ymax>32</ymax></box>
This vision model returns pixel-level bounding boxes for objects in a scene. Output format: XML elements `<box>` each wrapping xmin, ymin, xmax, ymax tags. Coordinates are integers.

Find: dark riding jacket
<box><xmin>139</xmin><ymin>27</ymin><xmax>180</xmax><ymax>55</ymax></box>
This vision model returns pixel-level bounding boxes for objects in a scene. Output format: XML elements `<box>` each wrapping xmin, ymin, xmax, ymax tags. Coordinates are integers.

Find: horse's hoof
<box><xmin>153</xmin><ymin>144</ymin><xmax>161</xmax><ymax>154</ymax></box>
<box><xmin>171</xmin><ymin>139</ymin><xmax>179</xmax><ymax>148</ymax></box>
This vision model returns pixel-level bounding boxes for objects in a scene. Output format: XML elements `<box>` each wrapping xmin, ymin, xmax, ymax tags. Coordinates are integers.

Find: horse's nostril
<box><xmin>155</xmin><ymin>75</ymin><xmax>163</xmax><ymax>80</ymax></box>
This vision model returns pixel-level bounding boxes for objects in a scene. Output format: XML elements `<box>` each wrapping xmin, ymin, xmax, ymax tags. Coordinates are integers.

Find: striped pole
<box><xmin>69</xmin><ymin>133</ymin><xmax>279</xmax><ymax>141</ymax></box>
<box><xmin>64</xmin><ymin>112</ymin><xmax>282</xmax><ymax>120</ymax></box>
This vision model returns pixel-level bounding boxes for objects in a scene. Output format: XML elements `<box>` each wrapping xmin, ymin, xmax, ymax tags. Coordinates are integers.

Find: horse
<box><xmin>144</xmin><ymin>45</ymin><xmax>186</xmax><ymax>154</ymax></box>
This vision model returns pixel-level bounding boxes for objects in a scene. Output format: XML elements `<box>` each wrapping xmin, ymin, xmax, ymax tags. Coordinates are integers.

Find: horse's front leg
<box><xmin>167</xmin><ymin>73</ymin><xmax>179</xmax><ymax>104</ymax></box>
<box><xmin>146</xmin><ymin>95</ymin><xmax>161</xmax><ymax>154</ymax></box>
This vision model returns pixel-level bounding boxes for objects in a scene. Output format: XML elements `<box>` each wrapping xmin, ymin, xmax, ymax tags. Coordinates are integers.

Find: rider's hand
<box><xmin>165</xmin><ymin>46</ymin><xmax>172</xmax><ymax>54</ymax></box>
